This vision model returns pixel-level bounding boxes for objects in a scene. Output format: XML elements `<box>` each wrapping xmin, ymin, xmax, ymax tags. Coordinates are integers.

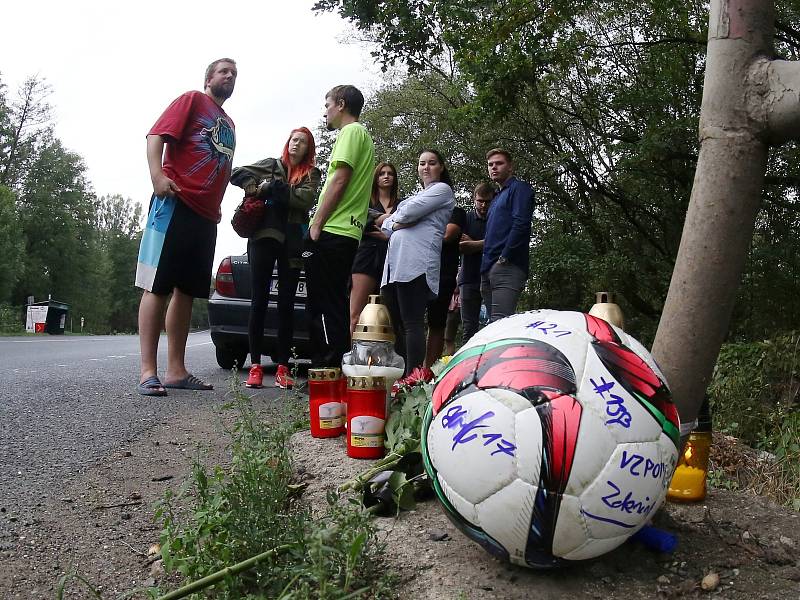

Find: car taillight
<box><xmin>215</xmin><ymin>257</ymin><xmax>237</xmax><ymax>297</ymax></box>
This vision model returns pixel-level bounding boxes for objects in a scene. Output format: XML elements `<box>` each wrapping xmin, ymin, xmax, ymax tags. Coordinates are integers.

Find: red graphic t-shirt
<box><xmin>148</xmin><ymin>91</ymin><xmax>236</xmax><ymax>222</ymax></box>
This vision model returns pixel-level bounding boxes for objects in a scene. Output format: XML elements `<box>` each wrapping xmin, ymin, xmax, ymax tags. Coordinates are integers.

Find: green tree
<box><xmin>1</xmin><ymin>71</ymin><xmax>147</xmax><ymax>333</ymax></box>
<box><xmin>0</xmin><ymin>75</ymin><xmax>51</xmax><ymax>190</ymax></box>
<box><xmin>97</xmin><ymin>194</ymin><xmax>143</xmax><ymax>332</ymax></box>
<box><xmin>0</xmin><ymin>74</ymin><xmax>14</xmax><ymax>173</ymax></box>
<box><xmin>0</xmin><ymin>184</ymin><xmax>23</xmax><ymax>303</ymax></box>
<box><xmin>362</xmin><ymin>70</ymin><xmax>494</xmax><ymax>199</ymax></box>
<box><xmin>15</xmin><ymin>133</ymin><xmax>111</xmax><ymax>331</ymax></box>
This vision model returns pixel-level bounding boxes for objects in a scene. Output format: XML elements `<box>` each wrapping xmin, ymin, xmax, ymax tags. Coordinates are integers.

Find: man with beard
<box><xmin>481</xmin><ymin>148</ymin><xmax>534</xmax><ymax>322</ymax></box>
<box><xmin>304</xmin><ymin>85</ymin><xmax>375</xmax><ymax>368</ymax></box>
<box><xmin>135</xmin><ymin>58</ymin><xmax>237</xmax><ymax>396</ymax></box>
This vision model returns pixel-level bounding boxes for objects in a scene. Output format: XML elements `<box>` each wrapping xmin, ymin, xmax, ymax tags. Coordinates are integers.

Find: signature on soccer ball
<box><xmin>440</xmin><ymin>404</ymin><xmax>516</xmax><ymax>457</ymax></box>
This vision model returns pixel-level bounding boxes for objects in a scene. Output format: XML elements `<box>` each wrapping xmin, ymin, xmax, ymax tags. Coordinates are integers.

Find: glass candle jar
<box><xmin>668</xmin><ymin>398</ymin><xmax>712</xmax><ymax>502</ymax></box>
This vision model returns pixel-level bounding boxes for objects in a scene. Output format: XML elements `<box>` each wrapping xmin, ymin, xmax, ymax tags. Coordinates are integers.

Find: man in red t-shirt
<box><xmin>135</xmin><ymin>58</ymin><xmax>237</xmax><ymax>396</ymax></box>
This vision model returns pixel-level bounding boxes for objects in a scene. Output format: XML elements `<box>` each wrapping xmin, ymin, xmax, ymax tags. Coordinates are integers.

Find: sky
<box><xmin>0</xmin><ymin>0</ymin><xmax>379</xmax><ymax>266</ymax></box>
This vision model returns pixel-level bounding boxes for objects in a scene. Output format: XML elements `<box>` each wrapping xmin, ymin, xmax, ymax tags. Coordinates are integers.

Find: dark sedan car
<box><xmin>208</xmin><ymin>254</ymin><xmax>309</xmax><ymax>369</ymax></box>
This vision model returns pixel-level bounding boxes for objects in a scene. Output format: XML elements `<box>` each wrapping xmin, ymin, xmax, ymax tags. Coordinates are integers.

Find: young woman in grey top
<box><xmin>378</xmin><ymin>149</ymin><xmax>455</xmax><ymax>375</ymax></box>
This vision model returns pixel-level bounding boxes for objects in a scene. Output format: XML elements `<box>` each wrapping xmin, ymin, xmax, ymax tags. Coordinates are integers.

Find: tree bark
<box><xmin>761</xmin><ymin>59</ymin><xmax>800</xmax><ymax>144</ymax></box>
<box><xmin>651</xmin><ymin>0</ymin><xmax>776</xmax><ymax>424</ymax></box>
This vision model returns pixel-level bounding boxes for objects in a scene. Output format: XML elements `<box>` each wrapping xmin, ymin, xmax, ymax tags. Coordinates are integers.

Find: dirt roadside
<box><xmin>292</xmin><ymin>430</ymin><xmax>800</xmax><ymax>600</ymax></box>
<box><xmin>2</xmin><ymin>394</ymin><xmax>799</xmax><ymax>599</ymax></box>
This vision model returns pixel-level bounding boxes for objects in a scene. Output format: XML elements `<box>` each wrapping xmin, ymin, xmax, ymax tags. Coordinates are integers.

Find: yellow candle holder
<box><xmin>668</xmin><ymin>430</ymin><xmax>712</xmax><ymax>502</ymax></box>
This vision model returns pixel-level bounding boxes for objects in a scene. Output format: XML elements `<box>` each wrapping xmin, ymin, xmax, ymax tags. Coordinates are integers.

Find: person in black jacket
<box><xmin>230</xmin><ymin>127</ymin><xmax>321</xmax><ymax>389</ymax></box>
<box><xmin>425</xmin><ymin>204</ymin><xmax>466</xmax><ymax>366</ymax></box>
<box><xmin>458</xmin><ymin>182</ymin><xmax>495</xmax><ymax>343</ymax></box>
<box><xmin>349</xmin><ymin>162</ymin><xmax>400</xmax><ymax>333</ymax></box>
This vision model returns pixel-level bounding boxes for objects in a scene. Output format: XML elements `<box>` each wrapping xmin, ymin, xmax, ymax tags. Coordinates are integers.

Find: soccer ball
<box><xmin>421</xmin><ymin>309</ymin><xmax>680</xmax><ymax>568</ymax></box>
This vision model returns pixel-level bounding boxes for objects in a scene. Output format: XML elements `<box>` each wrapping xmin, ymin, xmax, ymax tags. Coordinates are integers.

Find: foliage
<box><xmin>191</xmin><ymin>298</ymin><xmax>210</xmax><ymax>332</ymax></box>
<box><xmin>97</xmin><ymin>194</ymin><xmax>143</xmax><ymax>332</ymax></box>
<box><xmin>707</xmin><ymin>467</ymin><xmax>740</xmax><ymax>492</ymax></box>
<box><xmin>155</xmin><ymin>388</ymin><xmax>395</xmax><ymax>599</ymax></box>
<box><xmin>361</xmin><ymin>71</ymin><xmax>494</xmax><ymax>201</ymax></box>
<box><xmin>384</xmin><ymin>381</ymin><xmax>431</xmax><ymax>454</ymax></box>
<box><xmin>15</xmin><ymin>131</ymin><xmax>112</xmax><ymax>330</ymax></box>
<box><xmin>709</xmin><ymin>332</ymin><xmax>800</xmax><ymax>508</ymax></box>
<box><xmin>0</xmin><ymin>184</ymin><xmax>22</xmax><ymax>302</ymax></box>
<box><xmin>318</xmin><ymin>0</ymin><xmax>800</xmax><ymax>345</ymax></box>
<box><xmin>709</xmin><ymin>332</ymin><xmax>800</xmax><ymax>442</ymax></box>
<box><xmin>0</xmin><ymin>74</ymin><xmax>52</xmax><ymax>190</ymax></box>
<box><xmin>0</xmin><ymin>303</ymin><xmax>23</xmax><ymax>333</ymax></box>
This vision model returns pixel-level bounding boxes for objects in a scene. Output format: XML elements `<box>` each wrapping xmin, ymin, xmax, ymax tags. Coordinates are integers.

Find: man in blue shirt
<box><xmin>480</xmin><ymin>148</ymin><xmax>534</xmax><ymax>322</ymax></box>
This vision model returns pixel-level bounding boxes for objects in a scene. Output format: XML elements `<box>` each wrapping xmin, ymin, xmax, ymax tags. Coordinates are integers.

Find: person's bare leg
<box><xmin>164</xmin><ymin>288</ymin><xmax>194</xmax><ymax>384</ymax></box>
<box><xmin>139</xmin><ymin>290</ymin><xmax>168</xmax><ymax>384</ymax></box>
<box><xmin>349</xmin><ymin>273</ymin><xmax>377</xmax><ymax>334</ymax></box>
<box><xmin>425</xmin><ymin>326</ymin><xmax>445</xmax><ymax>368</ymax></box>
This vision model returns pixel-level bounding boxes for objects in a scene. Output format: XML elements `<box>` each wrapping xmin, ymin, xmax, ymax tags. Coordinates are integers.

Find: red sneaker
<box><xmin>245</xmin><ymin>364</ymin><xmax>263</xmax><ymax>388</ymax></box>
<box><xmin>275</xmin><ymin>364</ymin><xmax>294</xmax><ymax>389</ymax></box>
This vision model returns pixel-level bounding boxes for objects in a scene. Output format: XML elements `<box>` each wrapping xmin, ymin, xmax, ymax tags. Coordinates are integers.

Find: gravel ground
<box><xmin>0</xmin><ymin>332</ymin><xmax>288</xmax><ymax>598</ymax></box>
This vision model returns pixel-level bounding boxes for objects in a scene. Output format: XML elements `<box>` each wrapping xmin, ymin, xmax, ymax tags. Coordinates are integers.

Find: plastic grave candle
<box><xmin>346</xmin><ymin>375</ymin><xmax>387</xmax><ymax>459</ymax></box>
<box><xmin>308</xmin><ymin>368</ymin><xmax>345</xmax><ymax>438</ymax></box>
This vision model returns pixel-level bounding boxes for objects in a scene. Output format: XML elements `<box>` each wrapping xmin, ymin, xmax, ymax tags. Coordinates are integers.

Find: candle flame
<box><xmin>684</xmin><ymin>446</ymin><xmax>693</xmax><ymax>461</ymax></box>
<box><xmin>367</xmin><ymin>356</ymin><xmax>373</xmax><ymax>368</ymax></box>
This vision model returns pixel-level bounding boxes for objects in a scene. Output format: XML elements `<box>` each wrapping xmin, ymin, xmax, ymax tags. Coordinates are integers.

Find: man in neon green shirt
<box><xmin>305</xmin><ymin>84</ymin><xmax>375</xmax><ymax>367</ymax></box>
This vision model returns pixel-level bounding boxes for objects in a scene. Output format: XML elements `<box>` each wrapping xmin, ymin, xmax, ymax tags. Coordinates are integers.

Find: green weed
<box><xmin>707</xmin><ymin>468</ymin><xmax>740</xmax><ymax>492</ymax></box>
<box><xmin>154</xmin><ymin>382</ymin><xmax>395</xmax><ymax>599</ymax></box>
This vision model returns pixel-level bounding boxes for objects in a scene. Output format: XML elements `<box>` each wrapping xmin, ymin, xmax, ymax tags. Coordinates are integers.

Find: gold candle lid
<box><xmin>347</xmin><ymin>375</ymin><xmax>387</xmax><ymax>390</ymax></box>
<box><xmin>352</xmin><ymin>295</ymin><xmax>395</xmax><ymax>342</ymax></box>
<box><xmin>308</xmin><ymin>368</ymin><xmax>341</xmax><ymax>381</ymax></box>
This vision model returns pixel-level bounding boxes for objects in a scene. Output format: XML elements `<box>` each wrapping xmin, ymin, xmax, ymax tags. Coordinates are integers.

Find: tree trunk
<box><xmin>651</xmin><ymin>0</ymin><xmax>777</xmax><ymax>424</ymax></box>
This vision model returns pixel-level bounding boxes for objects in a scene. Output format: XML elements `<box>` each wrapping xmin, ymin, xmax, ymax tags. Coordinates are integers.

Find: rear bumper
<box><xmin>208</xmin><ymin>293</ymin><xmax>249</xmax><ymax>346</ymax></box>
<box><xmin>208</xmin><ymin>291</ymin><xmax>310</xmax><ymax>356</ymax></box>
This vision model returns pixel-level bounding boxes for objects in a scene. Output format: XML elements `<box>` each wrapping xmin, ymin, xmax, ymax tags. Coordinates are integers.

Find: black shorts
<box><xmin>351</xmin><ymin>238</ymin><xmax>388</xmax><ymax>280</ymax></box>
<box><xmin>150</xmin><ymin>198</ymin><xmax>217</xmax><ymax>298</ymax></box>
<box><xmin>426</xmin><ymin>277</ymin><xmax>457</xmax><ymax>329</ymax></box>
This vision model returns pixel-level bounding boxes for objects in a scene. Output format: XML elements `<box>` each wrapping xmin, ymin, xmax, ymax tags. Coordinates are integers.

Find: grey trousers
<box><xmin>459</xmin><ymin>283</ymin><xmax>483</xmax><ymax>344</ymax></box>
<box><xmin>480</xmin><ymin>262</ymin><xmax>527</xmax><ymax>323</ymax></box>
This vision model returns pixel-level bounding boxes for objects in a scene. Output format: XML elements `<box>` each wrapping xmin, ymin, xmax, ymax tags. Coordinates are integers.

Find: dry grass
<box><xmin>710</xmin><ymin>432</ymin><xmax>800</xmax><ymax>509</ymax></box>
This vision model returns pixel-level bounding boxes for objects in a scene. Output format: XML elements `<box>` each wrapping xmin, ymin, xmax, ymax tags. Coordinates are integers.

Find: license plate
<box><xmin>270</xmin><ymin>279</ymin><xmax>307</xmax><ymax>298</ymax></box>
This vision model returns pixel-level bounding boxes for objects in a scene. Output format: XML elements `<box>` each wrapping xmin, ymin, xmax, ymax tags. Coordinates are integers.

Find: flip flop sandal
<box><xmin>164</xmin><ymin>374</ymin><xmax>214</xmax><ymax>390</ymax></box>
<box><xmin>137</xmin><ymin>375</ymin><xmax>167</xmax><ymax>397</ymax></box>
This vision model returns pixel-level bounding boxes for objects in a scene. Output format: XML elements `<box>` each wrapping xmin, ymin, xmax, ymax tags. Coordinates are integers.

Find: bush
<box><xmin>708</xmin><ymin>332</ymin><xmax>800</xmax><ymax>508</ymax></box>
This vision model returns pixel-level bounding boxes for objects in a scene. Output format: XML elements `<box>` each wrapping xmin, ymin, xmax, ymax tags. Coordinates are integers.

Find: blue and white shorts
<box><xmin>135</xmin><ymin>196</ymin><xmax>217</xmax><ymax>297</ymax></box>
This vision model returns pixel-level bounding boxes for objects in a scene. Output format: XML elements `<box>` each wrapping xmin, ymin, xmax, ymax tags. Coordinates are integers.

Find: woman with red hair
<box><xmin>230</xmin><ymin>127</ymin><xmax>321</xmax><ymax>389</ymax></box>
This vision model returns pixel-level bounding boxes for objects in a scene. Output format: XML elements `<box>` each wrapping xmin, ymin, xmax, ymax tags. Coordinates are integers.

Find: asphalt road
<box><xmin>0</xmin><ymin>331</ymin><xmax>230</xmax><ymax>527</ymax></box>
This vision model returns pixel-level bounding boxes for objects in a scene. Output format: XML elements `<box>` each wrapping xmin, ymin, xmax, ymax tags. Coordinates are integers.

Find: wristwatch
<box><xmin>497</xmin><ymin>256</ymin><xmax>508</xmax><ymax>265</ymax></box>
